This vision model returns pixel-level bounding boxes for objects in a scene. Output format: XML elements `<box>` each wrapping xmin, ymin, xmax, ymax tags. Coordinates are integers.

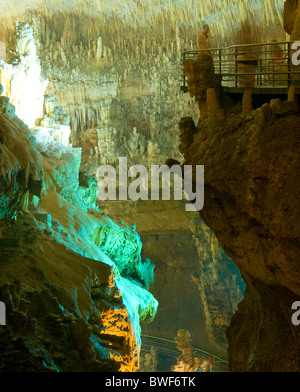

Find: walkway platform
<box><xmin>181</xmin><ymin>41</ymin><xmax>300</xmax><ymax>97</ymax></box>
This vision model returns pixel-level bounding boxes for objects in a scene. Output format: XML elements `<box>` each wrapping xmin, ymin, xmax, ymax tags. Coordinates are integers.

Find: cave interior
<box><xmin>0</xmin><ymin>0</ymin><xmax>299</xmax><ymax>373</ymax></box>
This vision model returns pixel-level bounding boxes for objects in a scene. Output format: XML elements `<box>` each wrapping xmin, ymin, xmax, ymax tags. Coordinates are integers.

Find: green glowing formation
<box><xmin>91</xmin><ymin>225</ymin><xmax>155</xmax><ymax>291</ymax></box>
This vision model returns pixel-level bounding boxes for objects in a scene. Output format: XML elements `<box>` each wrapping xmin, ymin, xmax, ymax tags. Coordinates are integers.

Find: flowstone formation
<box><xmin>0</xmin><ymin>93</ymin><xmax>158</xmax><ymax>371</ymax></box>
<box><xmin>0</xmin><ymin>28</ymin><xmax>158</xmax><ymax>371</ymax></box>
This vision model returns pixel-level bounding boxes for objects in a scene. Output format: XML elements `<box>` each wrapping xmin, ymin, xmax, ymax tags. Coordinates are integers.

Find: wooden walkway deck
<box><xmin>181</xmin><ymin>41</ymin><xmax>300</xmax><ymax>96</ymax></box>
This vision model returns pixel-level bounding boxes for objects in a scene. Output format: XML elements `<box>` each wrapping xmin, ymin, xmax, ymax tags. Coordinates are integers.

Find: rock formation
<box><xmin>183</xmin><ymin>53</ymin><xmax>222</xmax><ymax>119</ymax></box>
<box><xmin>100</xmin><ymin>199</ymin><xmax>245</xmax><ymax>359</ymax></box>
<box><xmin>284</xmin><ymin>0</ymin><xmax>300</xmax><ymax>40</ymax></box>
<box><xmin>171</xmin><ymin>329</ymin><xmax>200</xmax><ymax>372</ymax></box>
<box><xmin>0</xmin><ymin>0</ymin><xmax>296</xmax><ymax>373</ymax></box>
<box><xmin>0</xmin><ymin>94</ymin><xmax>158</xmax><ymax>372</ymax></box>
<box><xmin>0</xmin><ymin>88</ymin><xmax>44</xmax><ymax>220</ymax></box>
<box><xmin>181</xmin><ymin>8</ymin><xmax>300</xmax><ymax>367</ymax></box>
<box><xmin>0</xmin><ymin>1</ymin><xmax>286</xmax><ymax>177</ymax></box>
<box><xmin>139</xmin><ymin>346</ymin><xmax>158</xmax><ymax>372</ymax></box>
<box><xmin>0</xmin><ymin>22</ymin><xmax>48</xmax><ymax>129</ymax></box>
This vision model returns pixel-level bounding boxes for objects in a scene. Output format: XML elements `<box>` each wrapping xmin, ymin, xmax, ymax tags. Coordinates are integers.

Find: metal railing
<box><xmin>140</xmin><ymin>334</ymin><xmax>228</xmax><ymax>372</ymax></box>
<box><xmin>181</xmin><ymin>41</ymin><xmax>300</xmax><ymax>92</ymax></box>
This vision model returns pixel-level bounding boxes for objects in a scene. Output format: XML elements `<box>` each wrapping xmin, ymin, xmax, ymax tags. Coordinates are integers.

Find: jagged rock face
<box><xmin>0</xmin><ymin>101</ymin><xmax>44</xmax><ymax>221</ymax></box>
<box><xmin>178</xmin><ymin>1</ymin><xmax>300</xmax><ymax>370</ymax></box>
<box><xmin>180</xmin><ymin>97</ymin><xmax>300</xmax><ymax>371</ymax></box>
<box><xmin>30</xmin><ymin>13</ymin><xmax>192</xmax><ymax>173</ymax></box>
<box><xmin>0</xmin><ymin>16</ymin><xmax>162</xmax><ymax>373</ymax></box>
<box><xmin>284</xmin><ymin>0</ymin><xmax>300</xmax><ymax>38</ymax></box>
<box><xmin>183</xmin><ymin>54</ymin><xmax>219</xmax><ymax>101</ymax></box>
<box><xmin>0</xmin><ymin>1</ymin><xmax>286</xmax><ymax>45</ymax></box>
<box><xmin>0</xmin><ymin>219</ymin><xmax>134</xmax><ymax>372</ymax></box>
<box><xmin>0</xmin><ymin>98</ymin><xmax>158</xmax><ymax>372</ymax></box>
<box><xmin>0</xmin><ymin>0</ymin><xmax>293</xmax><ymax>372</ymax></box>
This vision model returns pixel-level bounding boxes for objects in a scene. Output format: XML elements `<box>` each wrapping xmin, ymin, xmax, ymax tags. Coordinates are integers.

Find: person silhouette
<box><xmin>198</xmin><ymin>24</ymin><xmax>211</xmax><ymax>54</ymax></box>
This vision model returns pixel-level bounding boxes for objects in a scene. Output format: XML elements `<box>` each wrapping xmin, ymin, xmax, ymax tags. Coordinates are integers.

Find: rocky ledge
<box><xmin>179</xmin><ymin>92</ymin><xmax>300</xmax><ymax>371</ymax></box>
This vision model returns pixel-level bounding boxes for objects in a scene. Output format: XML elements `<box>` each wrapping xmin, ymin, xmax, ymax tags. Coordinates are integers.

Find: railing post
<box><xmin>260</xmin><ymin>58</ymin><xmax>263</xmax><ymax>87</ymax></box>
<box><xmin>181</xmin><ymin>41</ymin><xmax>292</xmax><ymax>94</ymax></box>
<box><xmin>287</xmin><ymin>41</ymin><xmax>291</xmax><ymax>87</ymax></box>
<box><xmin>235</xmin><ymin>47</ymin><xmax>238</xmax><ymax>88</ymax></box>
<box><xmin>182</xmin><ymin>51</ymin><xmax>186</xmax><ymax>90</ymax></box>
<box><xmin>272</xmin><ymin>43</ymin><xmax>275</xmax><ymax>87</ymax></box>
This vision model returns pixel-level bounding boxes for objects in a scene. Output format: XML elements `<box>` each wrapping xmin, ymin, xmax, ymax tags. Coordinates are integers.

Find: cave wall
<box><xmin>180</xmin><ymin>1</ymin><xmax>300</xmax><ymax>365</ymax></box>
<box><xmin>0</xmin><ymin>75</ymin><xmax>158</xmax><ymax>371</ymax></box>
<box><xmin>0</xmin><ymin>0</ymin><xmax>295</xmax><ymax>372</ymax></box>
<box><xmin>185</xmin><ymin>103</ymin><xmax>300</xmax><ymax>371</ymax></box>
<box><xmin>284</xmin><ymin>0</ymin><xmax>300</xmax><ymax>38</ymax></box>
<box><xmin>176</xmin><ymin>0</ymin><xmax>300</xmax><ymax>371</ymax></box>
<box><xmin>0</xmin><ymin>1</ymin><xmax>287</xmax><ymax>176</ymax></box>
<box><xmin>99</xmin><ymin>199</ymin><xmax>245</xmax><ymax>359</ymax></box>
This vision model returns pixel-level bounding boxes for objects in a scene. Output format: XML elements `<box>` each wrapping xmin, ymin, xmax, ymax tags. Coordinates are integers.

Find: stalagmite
<box><xmin>288</xmin><ymin>83</ymin><xmax>297</xmax><ymax>102</ymax></box>
<box><xmin>242</xmin><ymin>90</ymin><xmax>253</xmax><ymax>113</ymax></box>
<box><xmin>207</xmin><ymin>87</ymin><xmax>224</xmax><ymax>120</ymax></box>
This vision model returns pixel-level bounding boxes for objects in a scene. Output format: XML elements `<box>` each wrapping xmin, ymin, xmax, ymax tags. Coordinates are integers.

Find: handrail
<box><xmin>181</xmin><ymin>41</ymin><xmax>299</xmax><ymax>92</ymax></box>
<box><xmin>182</xmin><ymin>41</ymin><xmax>295</xmax><ymax>55</ymax></box>
<box><xmin>141</xmin><ymin>334</ymin><xmax>228</xmax><ymax>363</ymax></box>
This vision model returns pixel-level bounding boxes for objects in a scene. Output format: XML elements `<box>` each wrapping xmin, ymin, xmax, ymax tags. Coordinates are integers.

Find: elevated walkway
<box><xmin>141</xmin><ymin>334</ymin><xmax>228</xmax><ymax>372</ymax></box>
<box><xmin>181</xmin><ymin>41</ymin><xmax>300</xmax><ymax>97</ymax></box>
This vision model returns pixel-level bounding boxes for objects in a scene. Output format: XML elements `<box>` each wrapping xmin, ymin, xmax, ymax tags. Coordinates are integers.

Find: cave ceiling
<box><xmin>0</xmin><ymin>0</ymin><xmax>286</xmax><ymax>42</ymax></box>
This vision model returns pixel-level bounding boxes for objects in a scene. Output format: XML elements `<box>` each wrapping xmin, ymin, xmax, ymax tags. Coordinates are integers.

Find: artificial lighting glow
<box><xmin>0</xmin><ymin>22</ymin><xmax>48</xmax><ymax>128</ymax></box>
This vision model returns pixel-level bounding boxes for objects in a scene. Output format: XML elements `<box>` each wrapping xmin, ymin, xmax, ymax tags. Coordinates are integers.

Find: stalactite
<box><xmin>0</xmin><ymin>0</ymin><xmax>287</xmax><ymax>177</ymax></box>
